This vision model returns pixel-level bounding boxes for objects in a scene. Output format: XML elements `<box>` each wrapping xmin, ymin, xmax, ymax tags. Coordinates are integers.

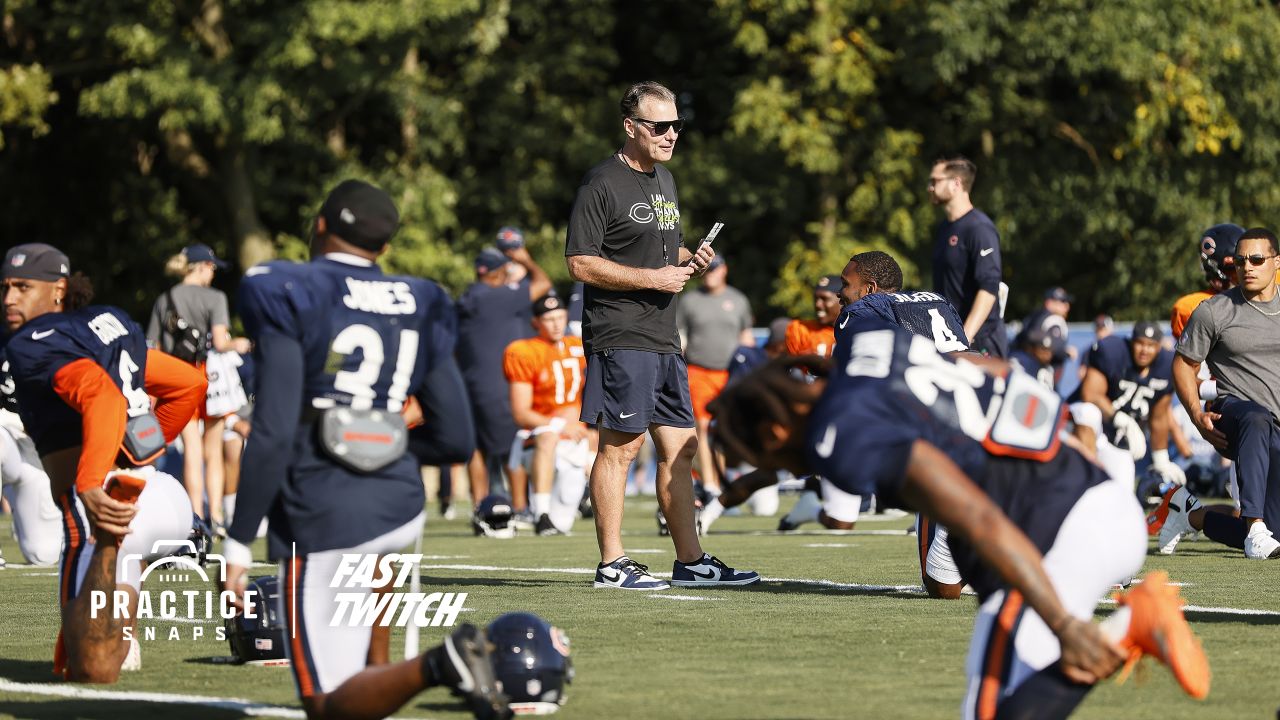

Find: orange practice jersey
<box><xmin>503</xmin><ymin>336</ymin><xmax>587</xmax><ymax>416</ymax></box>
<box><xmin>1170</xmin><ymin>290</ymin><xmax>1215</xmax><ymax>340</ymax></box>
<box><xmin>785</xmin><ymin>319</ymin><xmax>836</xmax><ymax>358</ymax></box>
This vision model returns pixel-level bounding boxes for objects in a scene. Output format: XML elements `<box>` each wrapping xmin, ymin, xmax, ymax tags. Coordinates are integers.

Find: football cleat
<box><xmin>1156</xmin><ymin>487</ymin><xmax>1200</xmax><ymax>555</ymax></box>
<box><xmin>1113</xmin><ymin>571</ymin><xmax>1210</xmax><ymax>699</ymax></box>
<box><xmin>670</xmin><ymin>553</ymin><xmax>760</xmax><ymax>587</ymax></box>
<box><xmin>535</xmin><ymin>514</ymin><xmax>563</xmax><ymax>537</ymax></box>
<box><xmin>510</xmin><ymin>510</ymin><xmax>537</xmax><ymax>533</ymax></box>
<box><xmin>1146</xmin><ymin>486</ymin><xmax>1178</xmax><ymax>536</ymax></box>
<box><xmin>593</xmin><ymin>556</ymin><xmax>669</xmax><ymax>591</ymax></box>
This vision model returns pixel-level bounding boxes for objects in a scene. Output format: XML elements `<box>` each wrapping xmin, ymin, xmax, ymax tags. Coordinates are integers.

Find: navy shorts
<box><xmin>581</xmin><ymin>350</ymin><xmax>695</xmax><ymax>433</ymax></box>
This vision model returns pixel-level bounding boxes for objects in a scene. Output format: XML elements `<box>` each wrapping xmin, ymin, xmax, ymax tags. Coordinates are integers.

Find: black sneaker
<box><xmin>578</xmin><ymin>496</ymin><xmax>594</xmax><ymax>519</ymax></box>
<box><xmin>535</xmin><ymin>514</ymin><xmax>562</xmax><ymax>536</ymax></box>
<box><xmin>424</xmin><ymin>624</ymin><xmax>511</xmax><ymax>719</ymax></box>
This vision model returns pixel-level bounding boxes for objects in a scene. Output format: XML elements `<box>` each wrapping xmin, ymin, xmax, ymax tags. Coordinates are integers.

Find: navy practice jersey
<box><xmin>238</xmin><ymin>256</ymin><xmax>456</xmax><ymax>553</ymax></box>
<box><xmin>835</xmin><ymin>290</ymin><xmax>970</xmax><ymax>361</ymax></box>
<box><xmin>1068</xmin><ymin>335</ymin><xmax>1173</xmax><ymax>446</ymax></box>
<box><xmin>815</xmin><ymin>317</ymin><xmax>1103</xmax><ymax>600</ymax></box>
<box><xmin>727</xmin><ymin>345</ymin><xmax>767</xmax><ymax>386</ymax></box>
<box><xmin>4</xmin><ymin>306</ymin><xmax>152</xmax><ymax>456</ymax></box>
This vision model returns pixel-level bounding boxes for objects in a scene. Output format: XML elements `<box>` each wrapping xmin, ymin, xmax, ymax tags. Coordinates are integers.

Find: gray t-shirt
<box><xmin>676</xmin><ymin>285</ymin><xmax>752</xmax><ymax>370</ymax></box>
<box><xmin>1177</xmin><ymin>287</ymin><xmax>1280</xmax><ymax>421</ymax></box>
<box><xmin>147</xmin><ymin>283</ymin><xmax>231</xmax><ymax>353</ymax></box>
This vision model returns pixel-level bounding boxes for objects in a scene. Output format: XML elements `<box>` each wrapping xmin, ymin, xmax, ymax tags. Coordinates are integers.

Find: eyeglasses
<box><xmin>631</xmin><ymin>117</ymin><xmax>684</xmax><ymax>135</ymax></box>
<box><xmin>1233</xmin><ymin>254</ymin><xmax>1278</xmax><ymax>267</ymax></box>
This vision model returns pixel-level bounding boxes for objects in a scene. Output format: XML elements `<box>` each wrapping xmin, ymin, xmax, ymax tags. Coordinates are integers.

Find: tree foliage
<box><xmin>2</xmin><ymin>0</ymin><xmax>1278</xmax><ymax>324</ymax></box>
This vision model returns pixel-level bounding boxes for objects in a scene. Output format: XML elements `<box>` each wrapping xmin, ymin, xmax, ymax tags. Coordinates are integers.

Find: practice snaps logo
<box><xmin>90</xmin><ymin>540</ymin><xmax>249</xmax><ymax>642</ymax></box>
<box><xmin>329</xmin><ymin>554</ymin><xmax>467</xmax><ymax>628</ymax></box>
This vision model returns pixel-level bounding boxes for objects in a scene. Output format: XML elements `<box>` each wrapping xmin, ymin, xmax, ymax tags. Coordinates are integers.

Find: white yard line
<box><xmin>647</xmin><ymin>594</ymin><xmax>718</xmax><ymax>601</ymax></box>
<box><xmin>0</xmin><ymin>678</ymin><xmax>308</xmax><ymax>718</ymax></box>
<box><xmin>421</xmin><ymin>564</ymin><xmax>1280</xmax><ymax>616</ymax></box>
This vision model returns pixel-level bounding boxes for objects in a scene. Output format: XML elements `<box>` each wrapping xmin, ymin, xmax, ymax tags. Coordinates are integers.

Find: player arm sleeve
<box><xmin>144</xmin><ymin>349</ymin><xmax>207</xmax><ymax>442</ymax></box>
<box><xmin>226</xmin><ymin>330</ymin><xmax>304</xmax><ymax>546</ymax></box>
<box><xmin>51</xmin><ymin>359</ymin><xmax>128</xmax><ymax>494</ymax></box>
<box><xmin>970</xmin><ymin>228</ymin><xmax>1003</xmax><ymax>295</ymax></box>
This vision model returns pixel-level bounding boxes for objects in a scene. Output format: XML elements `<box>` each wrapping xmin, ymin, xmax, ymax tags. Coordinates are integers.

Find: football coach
<box><xmin>565</xmin><ymin>80</ymin><xmax>758</xmax><ymax>591</ymax></box>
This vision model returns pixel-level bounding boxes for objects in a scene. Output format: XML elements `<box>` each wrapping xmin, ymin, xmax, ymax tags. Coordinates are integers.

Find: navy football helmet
<box><xmin>473</xmin><ymin>494</ymin><xmax>516</xmax><ymax>538</ymax></box>
<box><xmin>487</xmin><ymin>612</ymin><xmax>573</xmax><ymax>715</ymax></box>
<box><xmin>226</xmin><ymin>575</ymin><xmax>288</xmax><ymax>665</ymax></box>
<box><xmin>1199</xmin><ymin>223</ymin><xmax>1245</xmax><ymax>289</ymax></box>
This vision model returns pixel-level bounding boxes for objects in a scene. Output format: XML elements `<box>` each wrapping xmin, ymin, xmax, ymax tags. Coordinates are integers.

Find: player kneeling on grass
<box><xmin>3</xmin><ymin>243</ymin><xmax>205</xmax><ymax>682</ymax></box>
<box><xmin>221</xmin><ymin>180</ymin><xmax>507</xmax><ymax>720</ymax></box>
<box><xmin>503</xmin><ymin>294</ymin><xmax>593</xmax><ymax>536</ymax></box>
<box><xmin>709</xmin><ymin>320</ymin><xmax>1210</xmax><ymax>719</ymax></box>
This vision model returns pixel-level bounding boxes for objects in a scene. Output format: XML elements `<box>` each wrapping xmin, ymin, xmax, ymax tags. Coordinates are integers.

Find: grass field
<box><xmin>0</xmin><ymin>495</ymin><xmax>1277</xmax><ymax>719</ymax></box>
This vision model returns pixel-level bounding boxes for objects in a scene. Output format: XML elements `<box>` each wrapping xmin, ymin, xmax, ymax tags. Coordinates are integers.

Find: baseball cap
<box><xmin>814</xmin><ymin>274</ymin><xmax>843</xmax><ymax>293</ymax></box>
<box><xmin>318</xmin><ymin>179</ymin><xmax>400</xmax><ymax>250</ymax></box>
<box><xmin>475</xmin><ymin>247</ymin><xmax>508</xmax><ymax>275</ymax></box>
<box><xmin>1094</xmin><ymin>314</ymin><xmax>1114</xmax><ymax>332</ymax></box>
<box><xmin>706</xmin><ymin>254</ymin><xmax>726</xmax><ymax>271</ymax></box>
<box><xmin>4</xmin><ymin>243</ymin><xmax>70</xmax><ymax>281</ymax></box>
<box><xmin>495</xmin><ymin>226</ymin><xmax>525</xmax><ymax>252</ymax></box>
<box><xmin>183</xmin><ymin>243</ymin><xmax>228</xmax><ymax>269</ymax></box>
<box><xmin>1044</xmin><ymin>286</ymin><xmax>1074</xmax><ymax>303</ymax></box>
<box><xmin>532</xmin><ymin>293</ymin><xmax>566</xmax><ymax>317</ymax></box>
<box><xmin>1132</xmin><ymin>320</ymin><xmax>1164</xmax><ymax>342</ymax></box>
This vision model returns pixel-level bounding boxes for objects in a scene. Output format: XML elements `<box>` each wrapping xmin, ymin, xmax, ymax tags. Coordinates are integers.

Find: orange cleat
<box><xmin>1113</xmin><ymin>571</ymin><xmax>1210</xmax><ymax>699</ymax></box>
<box><xmin>104</xmin><ymin>471</ymin><xmax>147</xmax><ymax>505</ymax></box>
<box><xmin>1146</xmin><ymin>487</ymin><xmax>1178</xmax><ymax>536</ymax></box>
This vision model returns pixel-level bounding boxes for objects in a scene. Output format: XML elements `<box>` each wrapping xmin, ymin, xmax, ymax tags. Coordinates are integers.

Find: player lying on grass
<box><xmin>709</xmin><ymin>319</ymin><xmax>1209</xmax><ymax>719</ymax></box>
<box><xmin>3</xmin><ymin>243</ymin><xmax>205</xmax><ymax>682</ymax></box>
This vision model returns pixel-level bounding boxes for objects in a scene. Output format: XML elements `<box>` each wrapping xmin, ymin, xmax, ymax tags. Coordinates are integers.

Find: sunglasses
<box><xmin>1233</xmin><ymin>254</ymin><xmax>1277</xmax><ymax>267</ymax></box>
<box><xmin>631</xmin><ymin>117</ymin><xmax>684</xmax><ymax>135</ymax></box>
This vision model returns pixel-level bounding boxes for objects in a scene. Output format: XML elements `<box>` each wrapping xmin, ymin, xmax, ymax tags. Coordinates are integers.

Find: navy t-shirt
<box><xmin>931</xmin><ymin>209</ymin><xmax>1004</xmax><ymax>337</ymax></box>
<box><xmin>455</xmin><ymin>278</ymin><xmax>532</xmax><ymax>394</ymax></box>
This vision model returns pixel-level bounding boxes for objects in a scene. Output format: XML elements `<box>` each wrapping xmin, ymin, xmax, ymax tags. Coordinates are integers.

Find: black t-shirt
<box><xmin>931</xmin><ymin>208</ymin><xmax>1004</xmax><ymax>337</ymax></box>
<box><xmin>565</xmin><ymin>155</ymin><xmax>683</xmax><ymax>354</ymax></box>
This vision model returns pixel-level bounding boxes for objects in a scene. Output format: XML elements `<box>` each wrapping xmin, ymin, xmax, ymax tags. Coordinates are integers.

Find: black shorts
<box><xmin>581</xmin><ymin>350</ymin><xmax>695</xmax><ymax>433</ymax></box>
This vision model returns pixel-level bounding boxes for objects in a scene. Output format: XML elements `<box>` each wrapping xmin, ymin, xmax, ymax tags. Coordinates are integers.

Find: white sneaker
<box><xmin>1156</xmin><ymin>487</ymin><xmax>1200</xmax><ymax>555</ymax></box>
<box><xmin>1245</xmin><ymin>523</ymin><xmax>1280</xmax><ymax>560</ymax></box>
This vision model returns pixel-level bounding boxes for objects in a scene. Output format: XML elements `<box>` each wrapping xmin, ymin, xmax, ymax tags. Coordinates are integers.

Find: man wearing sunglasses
<box><xmin>1163</xmin><ymin>227</ymin><xmax>1280</xmax><ymax>559</ymax></box>
<box><xmin>565</xmin><ymin>81</ymin><xmax>758</xmax><ymax>590</ymax></box>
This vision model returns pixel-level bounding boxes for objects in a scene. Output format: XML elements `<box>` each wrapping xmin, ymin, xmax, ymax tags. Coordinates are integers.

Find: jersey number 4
<box><xmin>331</xmin><ymin>324</ymin><xmax>419</xmax><ymax>412</ymax></box>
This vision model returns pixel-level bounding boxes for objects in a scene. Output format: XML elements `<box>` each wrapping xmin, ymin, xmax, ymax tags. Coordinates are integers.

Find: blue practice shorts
<box><xmin>580</xmin><ymin>350</ymin><xmax>695</xmax><ymax>433</ymax></box>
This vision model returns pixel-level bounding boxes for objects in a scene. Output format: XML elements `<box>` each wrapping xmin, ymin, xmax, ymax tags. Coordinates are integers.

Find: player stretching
<box><xmin>503</xmin><ymin>293</ymin><xmax>592</xmax><ymax>535</ymax></box>
<box><xmin>224</xmin><ymin>181</ymin><xmax>509</xmax><ymax>719</ymax></box>
<box><xmin>3</xmin><ymin>243</ymin><xmax>204</xmax><ymax>682</ymax></box>
<box><xmin>711</xmin><ymin>324</ymin><xmax>1210</xmax><ymax>719</ymax></box>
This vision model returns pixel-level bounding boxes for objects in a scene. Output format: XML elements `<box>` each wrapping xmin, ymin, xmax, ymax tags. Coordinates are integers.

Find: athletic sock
<box><xmin>532</xmin><ymin>493</ymin><xmax>551</xmax><ymax>518</ymax></box>
<box><xmin>784</xmin><ymin>490</ymin><xmax>822</xmax><ymax>526</ymax></box>
<box><xmin>223</xmin><ymin>493</ymin><xmax>237</xmax><ymax>527</ymax></box>
<box><xmin>700</xmin><ymin>498</ymin><xmax>725</xmax><ymax>530</ymax></box>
